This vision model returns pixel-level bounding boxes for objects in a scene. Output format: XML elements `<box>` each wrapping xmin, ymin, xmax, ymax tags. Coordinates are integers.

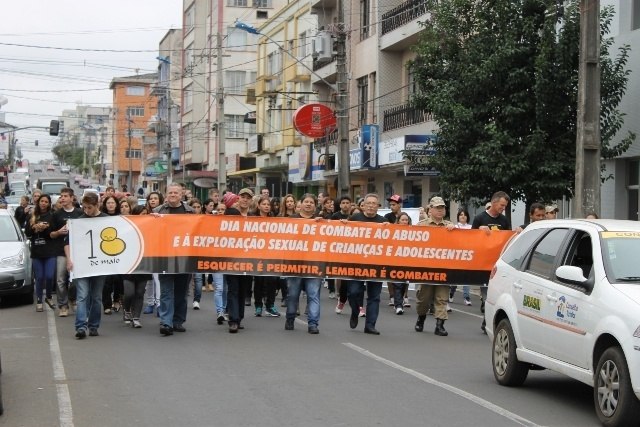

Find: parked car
<box><xmin>33</xmin><ymin>165</ymin><xmax>43</xmax><ymax>173</ymax></box>
<box><xmin>46</xmin><ymin>164</ymin><xmax>55</xmax><ymax>172</ymax></box>
<box><xmin>73</xmin><ymin>175</ymin><xmax>83</xmax><ymax>184</ymax></box>
<box><xmin>78</xmin><ymin>179</ymin><xmax>91</xmax><ymax>189</ymax></box>
<box><xmin>485</xmin><ymin>219</ymin><xmax>640</xmax><ymax>427</ymax></box>
<box><xmin>0</xmin><ymin>209</ymin><xmax>33</xmax><ymax>305</ymax></box>
<box><xmin>60</xmin><ymin>165</ymin><xmax>70</xmax><ymax>173</ymax></box>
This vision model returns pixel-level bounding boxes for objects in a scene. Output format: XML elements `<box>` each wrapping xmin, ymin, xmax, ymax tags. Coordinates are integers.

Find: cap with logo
<box><xmin>238</xmin><ymin>188</ymin><xmax>254</xmax><ymax>197</ymax></box>
<box><xmin>387</xmin><ymin>194</ymin><xmax>402</xmax><ymax>203</ymax></box>
<box><xmin>429</xmin><ymin>196</ymin><xmax>446</xmax><ymax>207</ymax></box>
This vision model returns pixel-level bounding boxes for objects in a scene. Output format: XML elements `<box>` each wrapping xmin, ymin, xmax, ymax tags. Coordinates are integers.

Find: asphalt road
<box><xmin>0</xmin><ymin>287</ymin><xmax>601</xmax><ymax>427</ymax></box>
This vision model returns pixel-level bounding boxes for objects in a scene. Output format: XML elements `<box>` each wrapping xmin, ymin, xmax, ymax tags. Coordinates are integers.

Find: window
<box><xmin>131</xmin><ymin>129</ymin><xmax>145</xmax><ymax>139</ymax></box>
<box><xmin>185</xmin><ymin>5</ymin><xmax>195</xmax><ymax>33</ymax></box>
<box><xmin>228</xmin><ymin>0</ymin><xmax>248</xmax><ymax>6</ymax></box>
<box><xmin>267</xmin><ymin>52</ymin><xmax>281</xmax><ymax>76</ymax></box>
<box><xmin>298</xmin><ymin>31</ymin><xmax>307</xmax><ymax>58</ymax></box>
<box><xmin>125</xmin><ymin>149</ymin><xmax>142</xmax><ymax>159</ymax></box>
<box><xmin>633</xmin><ymin>0</ymin><xmax>640</xmax><ymax>30</ymax></box>
<box><xmin>526</xmin><ymin>229</ymin><xmax>569</xmax><ymax>278</ymax></box>
<box><xmin>256</xmin><ymin>11</ymin><xmax>268</xmax><ymax>19</ymax></box>
<box><xmin>126</xmin><ymin>86</ymin><xmax>145</xmax><ymax>96</ymax></box>
<box><xmin>253</xmin><ymin>0</ymin><xmax>271</xmax><ymax>7</ymax></box>
<box><xmin>407</xmin><ymin>66</ymin><xmax>420</xmax><ymax>100</ymax></box>
<box><xmin>357</xmin><ymin>76</ymin><xmax>368</xmax><ymax>126</ymax></box>
<box><xmin>185</xmin><ymin>44</ymin><xmax>195</xmax><ymax>68</ymax></box>
<box><xmin>227</xmin><ymin>27</ymin><xmax>247</xmax><ymax>49</ymax></box>
<box><xmin>370</xmin><ymin>72</ymin><xmax>377</xmax><ymax>123</ymax></box>
<box><xmin>360</xmin><ymin>0</ymin><xmax>370</xmax><ymax>40</ymax></box>
<box><xmin>126</xmin><ymin>107</ymin><xmax>144</xmax><ymax>117</ymax></box>
<box><xmin>183</xmin><ymin>124</ymin><xmax>192</xmax><ymax>152</ymax></box>
<box><xmin>501</xmin><ymin>228</ymin><xmax>545</xmax><ymax>269</ymax></box>
<box><xmin>225</xmin><ymin>71</ymin><xmax>246</xmax><ymax>93</ymax></box>
<box><xmin>226</xmin><ymin>115</ymin><xmax>242</xmax><ymax>138</ymax></box>
<box><xmin>184</xmin><ymin>84</ymin><xmax>193</xmax><ymax>111</ymax></box>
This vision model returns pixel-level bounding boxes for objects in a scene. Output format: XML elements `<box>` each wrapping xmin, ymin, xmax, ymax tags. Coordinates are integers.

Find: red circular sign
<box><xmin>292</xmin><ymin>103</ymin><xmax>336</xmax><ymax>138</ymax></box>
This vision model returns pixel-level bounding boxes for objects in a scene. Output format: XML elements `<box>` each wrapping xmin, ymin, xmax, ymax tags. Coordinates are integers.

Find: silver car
<box><xmin>0</xmin><ymin>210</ymin><xmax>33</xmax><ymax>304</ymax></box>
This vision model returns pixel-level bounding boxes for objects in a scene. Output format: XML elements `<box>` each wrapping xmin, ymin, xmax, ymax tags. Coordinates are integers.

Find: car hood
<box><xmin>612</xmin><ymin>283</ymin><xmax>640</xmax><ymax>304</ymax></box>
<box><xmin>0</xmin><ymin>242</ymin><xmax>25</xmax><ymax>258</ymax></box>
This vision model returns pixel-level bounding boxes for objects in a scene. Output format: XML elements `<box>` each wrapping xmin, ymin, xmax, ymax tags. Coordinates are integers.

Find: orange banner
<box><xmin>68</xmin><ymin>215</ymin><xmax>514</xmax><ymax>284</ymax></box>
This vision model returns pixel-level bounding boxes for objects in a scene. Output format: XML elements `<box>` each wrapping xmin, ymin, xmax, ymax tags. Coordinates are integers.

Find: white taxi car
<box><xmin>485</xmin><ymin>219</ymin><xmax>640</xmax><ymax>427</ymax></box>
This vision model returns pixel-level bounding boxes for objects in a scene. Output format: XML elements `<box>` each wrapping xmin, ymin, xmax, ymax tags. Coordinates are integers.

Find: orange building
<box><xmin>109</xmin><ymin>74</ymin><xmax>158</xmax><ymax>192</ymax></box>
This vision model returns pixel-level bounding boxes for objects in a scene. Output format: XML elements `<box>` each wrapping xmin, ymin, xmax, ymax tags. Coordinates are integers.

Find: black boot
<box><xmin>435</xmin><ymin>318</ymin><xmax>448</xmax><ymax>336</ymax></box>
<box><xmin>415</xmin><ymin>315</ymin><xmax>426</xmax><ymax>332</ymax></box>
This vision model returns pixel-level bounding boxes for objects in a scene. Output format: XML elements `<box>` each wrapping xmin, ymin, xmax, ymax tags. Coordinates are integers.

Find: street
<box><xmin>0</xmin><ymin>288</ymin><xmax>600</xmax><ymax>427</ymax></box>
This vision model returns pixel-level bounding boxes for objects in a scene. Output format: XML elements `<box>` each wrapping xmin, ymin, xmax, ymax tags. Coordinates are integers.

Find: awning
<box><xmin>227</xmin><ymin>167</ymin><xmax>259</xmax><ymax>177</ymax></box>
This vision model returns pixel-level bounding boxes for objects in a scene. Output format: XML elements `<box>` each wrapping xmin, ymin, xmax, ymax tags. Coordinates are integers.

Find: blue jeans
<box><xmin>193</xmin><ymin>274</ymin><xmax>203</xmax><ymax>303</ymax></box>
<box><xmin>33</xmin><ymin>257</ymin><xmax>56</xmax><ymax>303</ymax></box>
<box><xmin>286</xmin><ymin>277</ymin><xmax>321</xmax><ymax>327</ymax></box>
<box><xmin>158</xmin><ymin>274</ymin><xmax>190</xmax><ymax>327</ymax></box>
<box><xmin>212</xmin><ymin>273</ymin><xmax>226</xmax><ymax>314</ymax></box>
<box><xmin>450</xmin><ymin>285</ymin><xmax>470</xmax><ymax>299</ymax></box>
<box><xmin>348</xmin><ymin>281</ymin><xmax>382</xmax><ymax>329</ymax></box>
<box><xmin>74</xmin><ymin>276</ymin><xmax>105</xmax><ymax>331</ymax></box>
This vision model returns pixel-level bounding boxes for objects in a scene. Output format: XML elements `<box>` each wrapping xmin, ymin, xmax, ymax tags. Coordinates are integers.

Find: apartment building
<box><xmin>178</xmin><ymin>0</ymin><xmax>286</xmax><ymax>197</ymax></box>
<box><xmin>109</xmin><ymin>74</ymin><xmax>158</xmax><ymax>192</ymax></box>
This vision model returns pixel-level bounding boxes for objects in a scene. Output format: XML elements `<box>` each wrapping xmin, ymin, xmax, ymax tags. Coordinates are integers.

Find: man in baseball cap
<box><xmin>238</xmin><ymin>188</ymin><xmax>254</xmax><ymax>198</ymax></box>
<box><xmin>545</xmin><ymin>204</ymin><xmax>558</xmax><ymax>219</ymax></box>
<box><xmin>384</xmin><ymin>194</ymin><xmax>402</xmax><ymax>224</ymax></box>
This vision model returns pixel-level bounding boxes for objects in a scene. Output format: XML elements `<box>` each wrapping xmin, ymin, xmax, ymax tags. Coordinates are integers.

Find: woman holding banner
<box><xmin>251</xmin><ymin>195</ymin><xmax>280</xmax><ymax>318</ymax></box>
<box><xmin>284</xmin><ymin>193</ymin><xmax>322</xmax><ymax>334</ymax></box>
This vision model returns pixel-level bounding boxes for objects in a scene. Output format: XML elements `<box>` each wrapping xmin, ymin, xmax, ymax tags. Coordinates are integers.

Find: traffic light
<box><xmin>49</xmin><ymin>120</ymin><xmax>59</xmax><ymax>136</ymax></box>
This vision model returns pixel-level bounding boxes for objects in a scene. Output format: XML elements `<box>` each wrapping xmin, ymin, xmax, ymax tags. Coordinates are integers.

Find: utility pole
<box><xmin>127</xmin><ymin>113</ymin><xmax>133</xmax><ymax>191</ymax></box>
<box><xmin>216</xmin><ymin>33</ymin><xmax>226</xmax><ymax>194</ymax></box>
<box><xmin>573</xmin><ymin>0</ymin><xmax>601</xmax><ymax>218</ymax></box>
<box><xmin>336</xmin><ymin>0</ymin><xmax>349</xmax><ymax>197</ymax></box>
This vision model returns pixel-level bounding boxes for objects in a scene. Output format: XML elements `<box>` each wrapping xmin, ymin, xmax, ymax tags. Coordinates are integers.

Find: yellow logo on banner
<box><xmin>99</xmin><ymin>227</ymin><xmax>126</xmax><ymax>256</ymax></box>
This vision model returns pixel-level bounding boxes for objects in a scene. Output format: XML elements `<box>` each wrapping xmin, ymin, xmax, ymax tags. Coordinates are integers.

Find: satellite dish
<box><xmin>0</xmin><ymin>95</ymin><xmax>8</xmax><ymax>107</ymax></box>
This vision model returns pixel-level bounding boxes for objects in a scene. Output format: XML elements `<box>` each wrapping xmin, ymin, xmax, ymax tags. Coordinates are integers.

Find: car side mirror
<box><xmin>556</xmin><ymin>265</ymin><xmax>594</xmax><ymax>293</ymax></box>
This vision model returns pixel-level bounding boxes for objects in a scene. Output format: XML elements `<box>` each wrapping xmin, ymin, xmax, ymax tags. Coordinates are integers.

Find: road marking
<box><xmin>47</xmin><ymin>308</ymin><xmax>74</xmax><ymax>427</ymax></box>
<box><xmin>343</xmin><ymin>343</ymin><xmax>540</xmax><ymax>427</ymax></box>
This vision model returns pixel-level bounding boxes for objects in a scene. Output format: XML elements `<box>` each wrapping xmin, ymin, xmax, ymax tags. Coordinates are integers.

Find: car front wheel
<box><xmin>594</xmin><ymin>346</ymin><xmax>640</xmax><ymax>427</ymax></box>
<box><xmin>492</xmin><ymin>318</ymin><xmax>529</xmax><ymax>386</ymax></box>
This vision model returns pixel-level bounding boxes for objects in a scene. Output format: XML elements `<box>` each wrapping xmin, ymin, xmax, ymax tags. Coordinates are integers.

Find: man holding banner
<box><xmin>347</xmin><ymin>193</ymin><xmax>388</xmax><ymax>335</ymax></box>
<box><xmin>153</xmin><ymin>183</ymin><xmax>195</xmax><ymax>336</ymax></box>
<box><xmin>414</xmin><ymin>196</ymin><xmax>455</xmax><ymax>336</ymax></box>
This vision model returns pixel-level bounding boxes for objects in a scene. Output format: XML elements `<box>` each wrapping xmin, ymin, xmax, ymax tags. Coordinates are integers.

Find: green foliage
<box><xmin>52</xmin><ymin>144</ymin><xmax>85</xmax><ymax>170</ymax></box>
<box><xmin>409</xmin><ymin>0</ymin><xmax>633</xmax><ymax>206</ymax></box>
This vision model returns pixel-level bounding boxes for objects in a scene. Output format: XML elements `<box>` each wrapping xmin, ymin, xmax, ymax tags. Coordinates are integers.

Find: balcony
<box><xmin>383</xmin><ymin>103</ymin><xmax>432</xmax><ymax>132</ymax></box>
<box><xmin>310</xmin><ymin>0</ymin><xmax>336</xmax><ymax>11</ymax></box>
<box><xmin>285</xmin><ymin>62</ymin><xmax>311</xmax><ymax>83</ymax></box>
<box><xmin>311</xmin><ymin>56</ymin><xmax>337</xmax><ymax>85</ymax></box>
<box><xmin>380</xmin><ymin>0</ymin><xmax>430</xmax><ymax>51</ymax></box>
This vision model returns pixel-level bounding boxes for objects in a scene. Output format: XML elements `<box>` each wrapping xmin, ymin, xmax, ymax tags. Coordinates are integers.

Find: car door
<box><xmin>541</xmin><ymin>230</ymin><xmax>596</xmax><ymax>368</ymax></box>
<box><xmin>516</xmin><ymin>228</ymin><xmax>571</xmax><ymax>356</ymax></box>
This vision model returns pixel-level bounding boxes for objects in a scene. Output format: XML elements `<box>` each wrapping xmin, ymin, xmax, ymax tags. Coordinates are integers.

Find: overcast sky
<box><xmin>0</xmin><ymin>0</ymin><xmax>182</xmax><ymax>148</ymax></box>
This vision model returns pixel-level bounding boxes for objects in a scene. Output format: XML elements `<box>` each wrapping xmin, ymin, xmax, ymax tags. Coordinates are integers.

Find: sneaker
<box><xmin>36</xmin><ymin>303</ymin><xmax>43</xmax><ymax>312</ymax></box>
<box><xmin>464</xmin><ymin>297</ymin><xmax>472</xmax><ymax>306</ymax></box>
<box><xmin>123</xmin><ymin>311</ymin><xmax>132</xmax><ymax>324</ymax></box>
<box><xmin>245</xmin><ymin>297</ymin><xmax>252</xmax><ymax>306</ymax></box>
<box><xmin>59</xmin><ymin>307</ymin><xmax>68</xmax><ymax>317</ymax></box>
<box><xmin>359</xmin><ymin>307</ymin><xmax>366</xmax><ymax>317</ymax></box>
<box><xmin>104</xmin><ymin>308</ymin><xmax>112</xmax><ymax>315</ymax></box>
<box><xmin>143</xmin><ymin>305</ymin><xmax>154</xmax><ymax>314</ymax></box>
<box><xmin>266</xmin><ymin>306</ymin><xmax>281</xmax><ymax>317</ymax></box>
<box><xmin>192</xmin><ymin>301</ymin><xmax>200</xmax><ymax>310</ymax></box>
<box><xmin>89</xmin><ymin>328</ymin><xmax>99</xmax><ymax>337</ymax></box>
<box><xmin>255</xmin><ymin>307</ymin><xmax>263</xmax><ymax>317</ymax></box>
<box><xmin>335</xmin><ymin>301</ymin><xmax>345</xmax><ymax>314</ymax></box>
<box><xmin>328</xmin><ymin>292</ymin><xmax>336</xmax><ymax>299</ymax></box>
<box><xmin>216</xmin><ymin>312</ymin><xmax>225</xmax><ymax>325</ymax></box>
<box><xmin>403</xmin><ymin>297</ymin><xmax>411</xmax><ymax>307</ymax></box>
<box><xmin>45</xmin><ymin>297</ymin><xmax>55</xmax><ymax>309</ymax></box>
<box><xmin>75</xmin><ymin>328</ymin><xmax>87</xmax><ymax>339</ymax></box>
<box><xmin>160</xmin><ymin>324</ymin><xmax>174</xmax><ymax>336</ymax></box>
<box><xmin>388</xmin><ymin>298</ymin><xmax>394</xmax><ymax>306</ymax></box>
<box><xmin>395</xmin><ymin>306</ymin><xmax>404</xmax><ymax>315</ymax></box>
<box><xmin>285</xmin><ymin>318</ymin><xmax>294</xmax><ymax>330</ymax></box>
<box><xmin>132</xmin><ymin>319</ymin><xmax>142</xmax><ymax>328</ymax></box>
<box><xmin>173</xmin><ymin>324</ymin><xmax>186</xmax><ymax>332</ymax></box>
<box><xmin>447</xmin><ymin>303</ymin><xmax>452</xmax><ymax>313</ymax></box>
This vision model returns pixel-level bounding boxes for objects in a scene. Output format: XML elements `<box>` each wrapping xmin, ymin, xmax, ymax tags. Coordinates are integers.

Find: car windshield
<box><xmin>601</xmin><ymin>232</ymin><xmax>640</xmax><ymax>283</ymax></box>
<box><xmin>0</xmin><ymin>216</ymin><xmax>20</xmax><ymax>242</ymax></box>
<box><xmin>42</xmin><ymin>183</ymin><xmax>67</xmax><ymax>194</ymax></box>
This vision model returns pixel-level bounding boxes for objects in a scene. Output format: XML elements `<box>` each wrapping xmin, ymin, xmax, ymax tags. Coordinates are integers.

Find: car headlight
<box><xmin>0</xmin><ymin>249</ymin><xmax>24</xmax><ymax>268</ymax></box>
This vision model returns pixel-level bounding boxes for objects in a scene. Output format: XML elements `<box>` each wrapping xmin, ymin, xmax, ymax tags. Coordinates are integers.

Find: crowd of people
<box><xmin>8</xmin><ymin>183</ymin><xmax>578</xmax><ymax>340</ymax></box>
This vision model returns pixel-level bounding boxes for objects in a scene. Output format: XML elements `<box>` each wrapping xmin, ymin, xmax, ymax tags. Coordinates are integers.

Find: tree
<box><xmin>52</xmin><ymin>144</ymin><xmax>84</xmax><ymax>170</ymax></box>
<box><xmin>409</xmin><ymin>0</ymin><xmax>633</xmax><ymax>212</ymax></box>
